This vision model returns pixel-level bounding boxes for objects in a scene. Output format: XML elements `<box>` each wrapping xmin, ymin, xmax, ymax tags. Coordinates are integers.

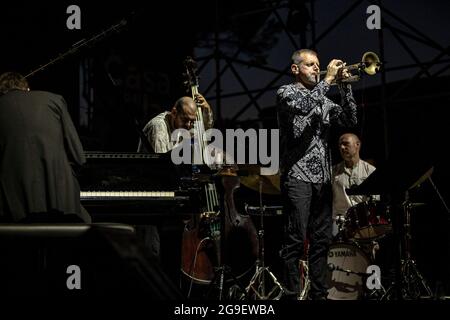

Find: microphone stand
<box><xmin>25</xmin><ymin>15</ymin><xmax>132</xmax><ymax>78</ymax></box>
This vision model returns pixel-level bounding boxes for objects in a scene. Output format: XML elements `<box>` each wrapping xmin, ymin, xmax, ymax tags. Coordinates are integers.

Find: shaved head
<box><xmin>339</xmin><ymin>133</ymin><xmax>361</xmax><ymax>166</ymax></box>
<box><xmin>172</xmin><ymin>96</ymin><xmax>197</xmax><ymax>130</ymax></box>
<box><xmin>339</xmin><ymin>133</ymin><xmax>360</xmax><ymax>145</ymax></box>
<box><xmin>175</xmin><ymin>96</ymin><xmax>196</xmax><ymax>114</ymax></box>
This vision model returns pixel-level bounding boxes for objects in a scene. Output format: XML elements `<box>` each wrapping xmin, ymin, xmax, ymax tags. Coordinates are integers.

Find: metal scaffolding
<box><xmin>193</xmin><ymin>0</ymin><xmax>450</xmax><ymax>149</ymax></box>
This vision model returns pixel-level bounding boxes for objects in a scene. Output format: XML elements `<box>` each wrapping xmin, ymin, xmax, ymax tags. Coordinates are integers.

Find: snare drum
<box><xmin>345</xmin><ymin>201</ymin><xmax>391</xmax><ymax>240</ymax></box>
<box><xmin>327</xmin><ymin>242</ymin><xmax>370</xmax><ymax>300</ymax></box>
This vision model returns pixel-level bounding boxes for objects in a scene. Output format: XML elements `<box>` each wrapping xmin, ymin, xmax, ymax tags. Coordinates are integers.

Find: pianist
<box><xmin>0</xmin><ymin>72</ymin><xmax>91</xmax><ymax>223</ymax></box>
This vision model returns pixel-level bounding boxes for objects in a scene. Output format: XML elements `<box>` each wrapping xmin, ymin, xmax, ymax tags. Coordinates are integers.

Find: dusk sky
<box><xmin>194</xmin><ymin>0</ymin><xmax>450</xmax><ymax>121</ymax></box>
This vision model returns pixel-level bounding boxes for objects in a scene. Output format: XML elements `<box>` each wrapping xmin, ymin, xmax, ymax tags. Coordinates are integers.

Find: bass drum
<box><xmin>327</xmin><ymin>242</ymin><xmax>370</xmax><ymax>300</ymax></box>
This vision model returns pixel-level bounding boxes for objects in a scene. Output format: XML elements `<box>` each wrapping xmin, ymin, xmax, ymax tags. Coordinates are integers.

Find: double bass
<box><xmin>180</xmin><ymin>57</ymin><xmax>258</xmax><ymax>292</ymax></box>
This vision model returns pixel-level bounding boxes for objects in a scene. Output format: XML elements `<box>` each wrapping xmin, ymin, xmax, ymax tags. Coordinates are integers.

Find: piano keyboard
<box><xmin>80</xmin><ymin>191</ymin><xmax>176</xmax><ymax>199</ymax></box>
<box><xmin>80</xmin><ymin>189</ymin><xmax>193</xmax><ymax>222</ymax></box>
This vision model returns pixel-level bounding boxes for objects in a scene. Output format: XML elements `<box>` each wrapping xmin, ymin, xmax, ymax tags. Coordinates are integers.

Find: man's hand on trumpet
<box><xmin>338</xmin><ymin>63</ymin><xmax>351</xmax><ymax>81</ymax></box>
<box><xmin>324</xmin><ymin>59</ymin><xmax>343</xmax><ymax>84</ymax></box>
<box><xmin>324</xmin><ymin>59</ymin><xmax>351</xmax><ymax>85</ymax></box>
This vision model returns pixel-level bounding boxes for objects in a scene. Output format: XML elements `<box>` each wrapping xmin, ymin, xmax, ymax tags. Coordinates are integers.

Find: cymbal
<box><xmin>215</xmin><ymin>165</ymin><xmax>239</xmax><ymax>177</ymax></box>
<box><xmin>240</xmin><ymin>174</ymin><xmax>281</xmax><ymax>195</ymax></box>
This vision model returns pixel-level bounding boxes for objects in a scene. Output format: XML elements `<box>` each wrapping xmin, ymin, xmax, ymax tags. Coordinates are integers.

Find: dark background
<box><xmin>1</xmin><ymin>0</ymin><xmax>449</xmax><ymax>297</ymax></box>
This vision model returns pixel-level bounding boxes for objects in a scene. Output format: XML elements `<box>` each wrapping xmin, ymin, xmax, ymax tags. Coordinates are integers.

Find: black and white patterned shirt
<box><xmin>277</xmin><ymin>80</ymin><xmax>357</xmax><ymax>183</ymax></box>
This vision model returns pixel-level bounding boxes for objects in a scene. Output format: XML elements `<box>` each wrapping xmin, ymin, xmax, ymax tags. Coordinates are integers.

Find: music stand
<box><xmin>347</xmin><ymin>156</ymin><xmax>434</xmax><ymax>300</ymax></box>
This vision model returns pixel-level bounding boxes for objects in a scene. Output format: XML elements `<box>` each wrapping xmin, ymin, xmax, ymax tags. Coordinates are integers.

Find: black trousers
<box><xmin>280</xmin><ymin>176</ymin><xmax>333</xmax><ymax>299</ymax></box>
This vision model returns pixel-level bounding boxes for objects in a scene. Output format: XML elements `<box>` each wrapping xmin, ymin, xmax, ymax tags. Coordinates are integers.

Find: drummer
<box><xmin>331</xmin><ymin>133</ymin><xmax>378</xmax><ymax>238</ymax></box>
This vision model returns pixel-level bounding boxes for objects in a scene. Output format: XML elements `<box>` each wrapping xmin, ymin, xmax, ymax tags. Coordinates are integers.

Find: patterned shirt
<box><xmin>277</xmin><ymin>80</ymin><xmax>357</xmax><ymax>183</ymax></box>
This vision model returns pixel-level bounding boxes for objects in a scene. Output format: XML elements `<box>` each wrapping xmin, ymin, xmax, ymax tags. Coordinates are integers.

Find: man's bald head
<box><xmin>339</xmin><ymin>133</ymin><xmax>361</xmax><ymax>165</ymax></box>
<box><xmin>339</xmin><ymin>133</ymin><xmax>360</xmax><ymax>146</ymax></box>
<box><xmin>172</xmin><ymin>96</ymin><xmax>197</xmax><ymax>130</ymax></box>
<box><xmin>175</xmin><ymin>97</ymin><xmax>196</xmax><ymax>114</ymax></box>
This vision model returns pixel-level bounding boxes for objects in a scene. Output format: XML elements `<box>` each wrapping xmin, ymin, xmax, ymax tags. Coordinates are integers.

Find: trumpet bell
<box><xmin>362</xmin><ymin>51</ymin><xmax>381</xmax><ymax>75</ymax></box>
<box><xmin>317</xmin><ymin>51</ymin><xmax>381</xmax><ymax>85</ymax></box>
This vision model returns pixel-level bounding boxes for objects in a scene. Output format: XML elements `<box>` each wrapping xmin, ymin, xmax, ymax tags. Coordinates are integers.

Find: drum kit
<box><xmin>327</xmin><ymin>163</ymin><xmax>436</xmax><ymax>301</ymax></box>
<box><xmin>240</xmin><ymin>166</ymin><xmax>393</xmax><ymax>300</ymax></box>
<box><xmin>328</xmin><ymin>198</ymin><xmax>392</xmax><ymax>300</ymax></box>
<box><xmin>328</xmin><ymin>193</ymin><xmax>437</xmax><ymax>300</ymax></box>
<box><xmin>236</xmin><ymin>167</ymin><xmax>390</xmax><ymax>301</ymax></box>
<box><xmin>187</xmin><ymin>162</ymin><xmax>433</xmax><ymax>301</ymax></box>
<box><xmin>228</xmin><ymin>167</ymin><xmax>399</xmax><ymax>300</ymax></box>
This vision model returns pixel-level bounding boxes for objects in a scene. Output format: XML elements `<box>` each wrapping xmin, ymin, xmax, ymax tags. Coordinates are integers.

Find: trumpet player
<box><xmin>276</xmin><ymin>49</ymin><xmax>358</xmax><ymax>300</ymax></box>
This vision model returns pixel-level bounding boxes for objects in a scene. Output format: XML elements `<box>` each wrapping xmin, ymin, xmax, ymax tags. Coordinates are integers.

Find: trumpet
<box><xmin>319</xmin><ymin>51</ymin><xmax>381</xmax><ymax>85</ymax></box>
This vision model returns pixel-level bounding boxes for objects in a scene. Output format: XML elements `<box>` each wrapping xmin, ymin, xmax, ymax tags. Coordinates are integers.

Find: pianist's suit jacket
<box><xmin>0</xmin><ymin>90</ymin><xmax>91</xmax><ymax>222</ymax></box>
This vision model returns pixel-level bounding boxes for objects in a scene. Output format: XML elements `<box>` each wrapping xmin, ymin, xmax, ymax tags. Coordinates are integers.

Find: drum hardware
<box><xmin>208</xmin><ymin>264</ymin><xmax>248</xmax><ymax>300</ymax></box>
<box><xmin>330</xmin><ymin>263</ymin><xmax>387</xmax><ymax>298</ymax></box>
<box><xmin>380</xmin><ymin>193</ymin><xmax>432</xmax><ymax>300</ymax></box>
<box><xmin>245</xmin><ymin>205</ymin><xmax>283</xmax><ymax>216</ymax></box>
<box><xmin>368</xmin><ymin>240</ymin><xmax>380</xmax><ymax>261</ymax></box>
<box><xmin>327</xmin><ymin>242</ymin><xmax>371</xmax><ymax>300</ymax></box>
<box><xmin>328</xmin><ymin>263</ymin><xmax>368</xmax><ymax>277</ymax></box>
<box><xmin>204</xmin><ymin>229</ymin><xmax>252</xmax><ymax>301</ymax></box>
<box><xmin>333</xmin><ymin>214</ymin><xmax>348</xmax><ymax>242</ymax></box>
<box><xmin>243</xmin><ymin>179</ymin><xmax>284</xmax><ymax>300</ymax></box>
